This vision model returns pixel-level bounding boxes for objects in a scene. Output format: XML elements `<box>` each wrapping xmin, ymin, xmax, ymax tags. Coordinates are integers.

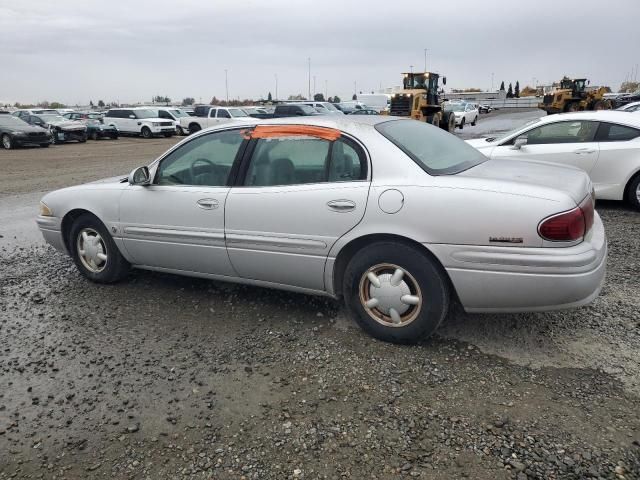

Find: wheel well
<box><xmin>189</xmin><ymin>122</ymin><xmax>201</xmax><ymax>130</ymax></box>
<box><xmin>331</xmin><ymin>233</ymin><xmax>458</xmax><ymax>300</ymax></box>
<box><xmin>624</xmin><ymin>169</ymin><xmax>640</xmax><ymax>200</ymax></box>
<box><xmin>61</xmin><ymin>209</ymin><xmax>98</xmax><ymax>251</ymax></box>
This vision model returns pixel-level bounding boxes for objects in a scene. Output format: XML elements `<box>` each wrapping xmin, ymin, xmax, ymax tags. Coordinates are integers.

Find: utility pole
<box><xmin>225</xmin><ymin>69</ymin><xmax>229</xmax><ymax>103</ymax></box>
<box><xmin>424</xmin><ymin>48</ymin><xmax>428</xmax><ymax>72</ymax></box>
<box><xmin>491</xmin><ymin>72</ymin><xmax>494</xmax><ymax>92</ymax></box>
<box><xmin>409</xmin><ymin>65</ymin><xmax>413</xmax><ymax>74</ymax></box>
<box><xmin>274</xmin><ymin>74</ymin><xmax>278</xmax><ymax>101</ymax></box>
<box><xmin>313</xmin><ymin>75</ymin><xmax>316</xmax><ymax>98</ymax></box>
<box><xmin>354</xmin><ymin>80</ymin><xmax>357</xmax><ymax>97</ymax></box>
<box><xmin>307</xmin><ymin>57</ymin><xmax>311</xmax><ymax>100</ymax></box>
<box><xmin>325</xmin><ymin>79</ymin><xmax>328</xmax><ymax>100</ymax></box>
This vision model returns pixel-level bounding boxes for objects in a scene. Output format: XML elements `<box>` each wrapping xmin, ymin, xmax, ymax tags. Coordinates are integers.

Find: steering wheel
<box><xmin>190</xmin><ymin>158</ymin><xmax>215</xmax><ymax>183</ymax></box>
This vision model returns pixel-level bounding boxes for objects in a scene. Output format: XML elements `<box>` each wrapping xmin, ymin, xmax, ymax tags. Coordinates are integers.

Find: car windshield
<box><xmin>134</xmin><ymin>109</ymin><xmax>157</xmax><ymax>119</ymax></box>
<box><xmin>169</xmin><ymin>109</ymin><xmax>189</xmax><ymax>118</ymax></box>
<box><xmin>445</xmin><ymin>104</ymin><xmax>465</xmax><ymax>112</ymax></box>
<box><xmin>0</xmin><ymin>115</ymin><xmax>28</xmax><ymax>127</ymax></box>
<box><xmin>39</xmin><ymin>114</ymin><xmax>66</xmax><ymax>122</ymax></box>
<box><xmin>298</xmin><ymin>105</ymin><xmax>317</xmax><ymax>114</ymax></box>
<box><xmin>492</xmin><ymin>118</ymin><xmax>542</xmax><ymax>143</ymax></box>
<box><xmin>375</xmin><ymin>119</ymin><xmax>487</xmax><ymax>175</ymax></box>
<box><xmin>228</xmin><ymin>108</ymin><xmax>248</xmax><ymax>118</ymax></box>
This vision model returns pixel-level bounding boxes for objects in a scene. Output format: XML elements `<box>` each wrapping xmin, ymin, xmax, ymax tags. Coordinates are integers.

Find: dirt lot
<box><xmin>1</xmin><ymin>122</ymin><xmax>639</xmax><ymax>479</ymax></box>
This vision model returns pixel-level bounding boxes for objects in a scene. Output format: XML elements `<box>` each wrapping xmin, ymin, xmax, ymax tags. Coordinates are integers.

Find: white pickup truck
<box><xmin>180</xmin><ymin>106</ymin><xmax>251</xmax><ymax>134</ymax></box>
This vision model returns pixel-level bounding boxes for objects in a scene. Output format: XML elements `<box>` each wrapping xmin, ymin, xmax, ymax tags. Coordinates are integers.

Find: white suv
<box><xmin>104</xmin><ymin>108</ymin><xmax>176</xmax><ymax>138</ymax></box>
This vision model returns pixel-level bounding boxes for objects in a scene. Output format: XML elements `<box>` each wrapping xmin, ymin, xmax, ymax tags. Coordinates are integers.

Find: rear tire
<box><xmin>458</xmin><ymin>118</ymin><xmax>465</xmax><ymax>130</ymax></box>
<box><xmin>40</xmin><ymin>143</ymin><xmax>50</xmax><ymax>148</ymax></box>
<box><xmin>79</xmin><ymin>134</ymin><xmax>87</xmax><ymax>143</ymax></box>
<box><xmin>189</xmin><ymin>123</ymin><xmax>201</xmax><ymax>134</ymax></box>
<box><xmin>141</xmin><ymin>126</ymin><xmax>152</xmax><ymax>139</ymax></box>
<box><xmin>565</xmin><ymin>102</ymin><xmax>580</xmax><ymax>112</ymax></box>
<box><xmin>626</xmin><ymin>174</ymin><xmax>640</xmax><ymax>210</ymax></box>
<box><xmin>342</xmin><ymin>242</ymin><xmax>450</xmax><ymax>344</ymax></box>
<box><xmin>471</xmin><ymin>116</ymin><xmax>478</xmax><ymax>126</ymax></box>
<box><xmin>2</xmin><ymin>134</ymin><xmax>13</xmax><ymax>149</ymax></box>
<box><xmin>69</xmin><ymin>213</ymin><xmax>130</xmax><ymax>283</ymax></box>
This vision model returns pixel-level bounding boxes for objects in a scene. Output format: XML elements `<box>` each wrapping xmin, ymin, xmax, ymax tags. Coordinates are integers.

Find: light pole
<box><xmin>275</xmin><ymin>74</ymin><xmax>278</xmax><ymax>101</ymax></box>
<box><xmin>325</xmin><ymin>79</ymin><xmax>328</xmax><ymax>100</ymax></box>
<box><xmin>313</xmin><ymin>75</ymin><xmax>316</xmax><ymax>99</ymax></box>
<box><xmin>307</xmin><ymin>57</ymin><xmax>311</xmax><ymax>100</ymax></box>
<box><xmin>409</xmin><ymin>65</ymin><xmax>413</xmax><ymax>74</ymax></box>
<box><xmin>424</xmin><ymin>48</ymin><xmax>428</xmax><ymax>72</ymax></box>
<box><xmin>225</xmin><ymin>69</ymin><xmax>229</xmax><ymax>103</ymax></box>
<box><xmin>491</xmin><ymin>72</ymin><xmax>494</xmax><ymax>92</ymax></box>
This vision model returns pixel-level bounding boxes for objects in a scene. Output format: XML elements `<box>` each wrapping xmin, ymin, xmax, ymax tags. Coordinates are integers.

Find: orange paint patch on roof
<box><xmin>249</xmin><ymin>125</ymin><xmax>341</xmax><ymax>141</ymax></box>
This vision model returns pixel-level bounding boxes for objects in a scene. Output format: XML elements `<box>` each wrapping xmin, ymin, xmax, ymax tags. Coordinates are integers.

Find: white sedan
<box><xmin>37</xmin><ymin>117</ymin><xmax>605</xmax><ymax>344</ymax></box>
<box><xmin>616</xmin><ymin>101</ymin><xmax>640</xmax><ymax>112</ymax></box>
<box><xmin>466</xmin><ymin>111</ymin><xmax>640</xmax><ymax>209</ymax></box>
<box><xmin>445</xmin><ymin>102</ymin><xmax>479</xmax><ymax>129</ymax></box>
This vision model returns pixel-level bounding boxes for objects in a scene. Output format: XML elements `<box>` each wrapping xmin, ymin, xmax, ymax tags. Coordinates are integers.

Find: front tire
<box><xmin>342</xmin><ymin>242</ymin><xmax>450</xmax><ymax>344</ymax></box>
<box><xmin>189</xmin><ymin>123</ymin><xmax>201</xmax><ymax>134</ymax></box>
<box><xmin>626</xmin><ymin>174</ymin><xmax>640</xmax><ymax>210</ymax></box>
<box><xmin>40</xmin><ymin>143</ymin><xmax>50</xmax><ymax>148</ymax></box>
<box><xmin>141</xmin><ymin>126</ymin><xmax>152</xmax><ymax>139</ymax></box>
<box><xmin>90</xmin><ymin>131</ymin><xmax>99</xmax><ymax>141</ymax></box>
<box><xmin>458</xmin><ymin>118</ymin><xmax>465</xmax><ymax>130</ymax></box>
<box><xmin>69</xmin><ymin>213</ymin><xmax>130</xmax><ymax>283</ymax></box>
<box><xmin>471</xmin><ymin>116</ymin><xmax>478</xmax><ymax>126</ymax></box>
<box><xmin>2</xmin><ymin>134</ymin><xmax>13</xmax><ymax>149</ymax></box>
<box><xmin>176</xmin><ymin>126</ymin><xmax>185</xmax><ymax>136</ymax></box>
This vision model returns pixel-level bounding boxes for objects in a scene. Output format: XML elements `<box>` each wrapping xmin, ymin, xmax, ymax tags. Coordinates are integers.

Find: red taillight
<box><xmin>538</xmin><ymin>194</ymin><xmax>594</xmax><ymax>242</ymax></box>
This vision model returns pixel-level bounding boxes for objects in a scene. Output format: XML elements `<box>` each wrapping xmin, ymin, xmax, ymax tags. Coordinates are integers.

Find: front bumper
<box><xmin>429</xmin><ymin>212</ymin><xmax>607</xmax><ymax>313</ymax></box>
<box><xmin>150</xmin><ymin>125</ymin><xmax>175</xmax><ymax>134</ymax></box>
<box><xmin>55</xmin><ymin>129</ymin><xmax>87</xmax><ymax>142</ymax></box>
<box><xmin>36</xmin><ymin>215</ymin><xmax>67</xmax><ymax>253</ymax></box>
<box><xmin>13</xmin><ymin>134</ymin><xmax>51</xmax><ymax>146</ymax></box>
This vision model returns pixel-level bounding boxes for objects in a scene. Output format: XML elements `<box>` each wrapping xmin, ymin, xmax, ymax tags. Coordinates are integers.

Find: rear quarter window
<box><xmin>596</xmin><ymin>122</ymin><xmax>640</xmax><ymax>142</ymax></box>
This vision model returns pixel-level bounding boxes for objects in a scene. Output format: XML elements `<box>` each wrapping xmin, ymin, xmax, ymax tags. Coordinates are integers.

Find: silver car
<box><xmin>37</xmin><ymin>117</ymin><xmax>607</xmax><ymax>343</ymax></box>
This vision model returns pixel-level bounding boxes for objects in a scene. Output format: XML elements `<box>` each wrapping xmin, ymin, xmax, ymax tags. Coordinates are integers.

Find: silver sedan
<box><xmin>37</xmin><ymin>116</ymin><xmax>607</xmax><ymax>343</ymax></box>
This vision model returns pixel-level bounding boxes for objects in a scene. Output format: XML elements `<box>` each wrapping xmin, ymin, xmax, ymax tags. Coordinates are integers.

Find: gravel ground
<box><xmin>1</xmin><ymin>120</ymin><xmax>639</xmax><ymax>479</ymax></box>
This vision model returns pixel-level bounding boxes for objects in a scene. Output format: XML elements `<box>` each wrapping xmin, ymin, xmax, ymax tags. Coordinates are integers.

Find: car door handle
<box><xmin>196</xmin><ymin>198</ymin><xmax>219</xmax><ymax>210</ymax></box>
<box><xmin>573</xmin><ymin>148</ymin><xmax>596</xmax><ymax>154</ymax></box>
<box><xmin>327</xmin><ymin>199</ymin><xmax>356</xmax><ymax>212</ymax></box>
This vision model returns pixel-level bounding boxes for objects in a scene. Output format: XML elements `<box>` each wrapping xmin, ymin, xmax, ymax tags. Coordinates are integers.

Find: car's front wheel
<box><xmin>458</xmin><ymin>118</ymin><xmax>465</xmax><ymax>130</ymax></box>
<box><xmin>626</xmin><ymin>174</ymin><xmax>640</xmax><ymax>210</ymax></box>
<box><xmin>176</xmin><ymin>126</ymin><xmax>185</xmax><ymax>136</ymax></box>
<box><xmin>342</xmin><ymin>242</ymin><xmax>450</xmax><ymax>344</ymax></box>
<box><xmin>69</xmin><ymin>213</ymin><xmax>130</xmax><ymax>283</ymax></box>
<box><xmin>2</xmin><ymin>134</ymin><xmax>13</xmax><ymax>149</ymax></box>
<box><xmin>90</xmin><ymin>131</ymin><xmax>99</xmax><ymax>140</ymax></box>
<box><xmin>40</xmin><ymin>143</ymin><xmax>50</xmax><ymax>148</ymax></box>
<box><xmin>471</xmin><ymin>116</ymin><xmax>478</xmax><ymax>126</ymax></box>
<box><xmin>141</xmin><ymin>126</ymin><xmax>152</xmax><ymax>139</ymax></box>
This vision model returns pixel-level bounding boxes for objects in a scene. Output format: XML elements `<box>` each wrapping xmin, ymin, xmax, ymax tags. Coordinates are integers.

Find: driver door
<box><xmin>489</xmin><ymin>120</ymin><xmax>600</xmax><ymax>172</ymax></box>
<box><xmin>118</xmin><ymin>128</ymin><xmax>246</xmax><ymax>275</ymax></box>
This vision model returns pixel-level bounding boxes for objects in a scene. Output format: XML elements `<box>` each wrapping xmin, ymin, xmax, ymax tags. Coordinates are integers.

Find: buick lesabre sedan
<box><xmin>37</xmin><ymin>117</ymin><xmax>607</xmax><ymax>343</ymax></box>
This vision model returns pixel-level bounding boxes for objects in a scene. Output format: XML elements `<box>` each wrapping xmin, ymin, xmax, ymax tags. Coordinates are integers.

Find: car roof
<box><xmin>537</xmin><ymin>110</ymin><xmax>640</xmax><ymax>127</ymax></box>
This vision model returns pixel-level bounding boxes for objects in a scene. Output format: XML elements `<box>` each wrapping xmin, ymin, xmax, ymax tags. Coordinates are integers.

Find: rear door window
<box><xmin>595</xmin><ymin>122</ymin><xmax>640</xmax><ymax>142</ymax></box>
<box><xmin>524</xmin><ymin>120</ymin><xmax>598</xmax><ymax>145</ymax></box>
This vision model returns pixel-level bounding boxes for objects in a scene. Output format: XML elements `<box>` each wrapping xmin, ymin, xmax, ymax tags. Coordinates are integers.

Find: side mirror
<box><xmin>129</xmin><ymin>115</ymin><xmax>136</xmax><ymax>119</ymax></box>
<box><xmin>512</xmin><ymin>137</ymin><xmax>527</xmax><ymax>150</ymax></box>
<box><xmin>128</xmin><ymin>166</ymin><xmax>151</xmax><ymax>185</ymax></box>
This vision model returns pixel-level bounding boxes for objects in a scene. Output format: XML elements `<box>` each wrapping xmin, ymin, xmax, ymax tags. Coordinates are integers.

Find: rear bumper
<box><xmin>429</xmin><ymin>212</ymin><xmax>607</xmax><ymax>312</ymax></box>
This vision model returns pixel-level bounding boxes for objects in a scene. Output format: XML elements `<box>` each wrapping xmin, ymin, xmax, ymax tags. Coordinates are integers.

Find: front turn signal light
<box><xmin>39</xmin><ymin>202</ymin><xmax>53</xmax><ymax>217</ymax></box>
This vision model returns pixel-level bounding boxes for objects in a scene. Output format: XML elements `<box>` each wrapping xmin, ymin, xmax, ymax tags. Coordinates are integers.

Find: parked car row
<box><xmin>443</xmin><ymin>101</ymin><xmax>480</xmax><ymax>129</ymax></box>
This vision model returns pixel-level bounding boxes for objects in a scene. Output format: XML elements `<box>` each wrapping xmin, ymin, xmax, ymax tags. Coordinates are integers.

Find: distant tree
<box><xmin>181</xmin><ymin>97</ymin><xmax>195</xmax><ymax>106</ymax></box>
<box><xmin>620</xmin><ymin>81</ymin><xmax>640</xmax><ymax>93</ymax></box>
<box><xmin>267</xmin><ymin>92</ymin><xmax>272</xmax><ymax>101</ymax></box>
<box><xmin>313</xmin><ymin>93</ymin><xmax>325</xmax><ymax>101</ymax></box>
<box><xmin>109</xmin><ymin>101</ymin><xmax>118</xmax><ymax>107</ymax></box>
<box><xmin>506</xmin><ymin>83</ymin><xmax>514</xmax><ymax>98</ymax></box>
<box><xmin>287</xmin><ymin>94</ymin><xmax>306</xmax><ymax>100</ymax></box>
<box><xmin>98</xmin><ymin>100</ymin><xmax>105</xmax><ymax>108</ymax></box>
<box><xmin>514</xmin><ymin>81</ymin><xmax>520</xmax><ymax>98</ymax></box>
<box><xmin>331</xmin><ymin>96</ymin><xmax>341</xmax><ymax>103</ymax></box>
<box><xmin>153</xmin><ymin>95</ymin><xmax>171</xmax><ymax>104</ymax></box>
<box><xmin>89</xmin><ymin>100</ymin><xmax>94</xmax><ymax>108</ymax></box>
<box><xmin>49</xmin><ymin>102</ymin><xmax>66</xmax><ymax>109</ymax></box>
<box><xmin>352</xmin><ymin>94</ymin><xmax>357</xmax><ymax>100</ymax></box>
<box><xmin>500</xmin><ymin>81</ymin><xmax>505</xmax><ymax>91</ymax></box>
<box><xmin>210</xmin><ymin>96</ymin><xmax>220</xmax><ymax>105</ymax></box>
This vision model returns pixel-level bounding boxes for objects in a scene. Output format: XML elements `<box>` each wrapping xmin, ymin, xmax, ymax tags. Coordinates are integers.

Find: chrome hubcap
<box><xmin>359</xmin><ymin>263</ymin><xmax>422</xmax><ymax>327</ymax></box>
<box><xmin>77</xmin><ymin>228</ymin><xmax>107</xmax><ymax>273</ymax></box>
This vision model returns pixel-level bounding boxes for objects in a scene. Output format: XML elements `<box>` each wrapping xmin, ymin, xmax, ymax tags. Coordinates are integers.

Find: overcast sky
<box><xmin>1</xmin><ymin>0</ymin><xmax>639</xmax><ymax>105</ymax></box>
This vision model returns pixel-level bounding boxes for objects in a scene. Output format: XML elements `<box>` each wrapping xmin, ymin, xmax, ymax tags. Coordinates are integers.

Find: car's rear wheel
<box><xmin>2</xmin><ymin>134</ymin><xmax>13</xmax><ymax>149</ymax></box>
<box><xmin>69</xmin><ymin>213</ymin><xmax>130</xmax><ymax>283</ymax></box>
<box><xmin>189</xmin><ymin>123</ymin><xmax>201</xmax><ymax>134</ymax></box>
<box><xmin>458</xmin><ymin>118</ymin><xmax>465</xmax><ymax>130</ymax></box>
<box><xmin>342</xmin><ymin>242</ymin><xmax>449</xmax><ymax>344</ymax></box>
<box><xmin>141</xmin><ymin>127</ymin><xmax>152</xmax><ymax>139</ymax></box>
<box><xmin>40</xmin><ymin>143</ymin><xmax>50</xmax><ymax>148</ymax></box>
<box><xmin>471</xmin><ymin>116</ymin><xmax>478</xmax><ymax>126</ymax></box>
<box><xmin>626</xmin><ymin>174</ymin><xmax>640</xmax><ymax>210</ymax></box>
<box><xmin>79</xmin><ymin>134</ymin><xmax>87</xmax><ymax>143</ymax></box>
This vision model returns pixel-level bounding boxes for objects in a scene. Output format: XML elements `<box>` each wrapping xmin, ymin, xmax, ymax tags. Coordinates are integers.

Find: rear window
<box><xmin>595</xmin><ymin>122</ymin><xmax>640</xmax><ymax>142</ymax></box>
<box><xmin>375</xmin><ymin>120</ymin><xmax>487</xmax><ymax>175</ymax></box>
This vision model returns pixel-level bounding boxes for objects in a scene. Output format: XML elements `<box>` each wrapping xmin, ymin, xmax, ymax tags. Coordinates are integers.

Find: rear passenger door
<box><xmin>224</xmin><ymin>126</ymin><xmax>371</xmax><ymax>291</ymax></box>
<box><xmin>590</xmin><ymin>122</ymin><xmax>640</xmax><ymax>198</ymax></box>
